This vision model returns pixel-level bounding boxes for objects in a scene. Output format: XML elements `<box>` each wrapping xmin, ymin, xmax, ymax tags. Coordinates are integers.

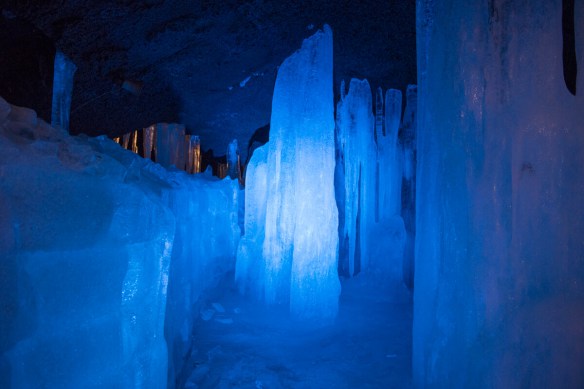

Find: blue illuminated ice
<box><xmin>51</xmin><ymin>51</ymin><xmax>77</xmax><ymax>133</ymax></box>
<box><xmin>378</xmin><ymin>88</ymin><xmax>402</xmax><ymax>219</ymax></box>
<box><xmin>0</xmin><ymin>96</ymin><xmax>241</xmax><ymax>388</ymax></box>
<box><xmin>235</xmin><ymin>144</ymin><xmax>268</xmax><ymax>300</ymax></box>
<box><xmin>336</xmin><ymin>78</ymin><xmax>376</xmax><ymax>276</ymax></box>
<box><xmin>226</xmin><ymin>138</ymin><xmax>240</xmax><ymax>180</ymax></box>
<box><xmin>414</xmin><ymin>1</ymin><xmax>584</xmax><ymax>387</ymax></box>
<box><xmin>155</xmin><ymin>123</ymin><xmax>186</xmax><ymax>169</ymax></box>
<box><xmin>237</xmin><ymin>25</ymin><xmax>341</xmax><ymax>321</ymax></box>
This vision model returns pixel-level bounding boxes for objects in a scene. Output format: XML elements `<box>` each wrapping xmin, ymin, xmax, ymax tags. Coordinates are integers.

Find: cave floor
<box><xmin>181</xmin><ymin>275</ymin><xmax>413</xmax><ymax>389</ymax></box>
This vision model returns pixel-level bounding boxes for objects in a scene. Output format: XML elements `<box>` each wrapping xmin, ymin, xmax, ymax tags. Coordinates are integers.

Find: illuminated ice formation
<box><xmin>0</xmin><ymin>96</ymin><xmax>241</xmax><ymax>388</ymax></box>
<box><xmin>260</xmin><ymin>25</ymin><xmax>339</xmax><ymax>321</ymax></box>
<box><xmin>226</xmin><ymin>138</ymin><xmax>240</xmax><ymax>180</ymax></box>
<box><xmin>156</xmin><ymin>123</ymin><xmax>186</xmax><ymax>170</ymax></box>
<box><xmin>51</xmin><ymin>51</ymin><xmax>77</xmax><ymax>133</ymax></box>
<box><xmin>336</xmin><ymin>78</ymin><xmax>376</xmax><ymax>276</ymax></box>
<box><xmin>378</xmin><ymin>88</ymin><xmax>403</xmax><ymax>219</ymax></box>
<box><xmin>414</xmin><ymin>1</ymin><xmax>584</xmax><ymax>387</ymax></box>
<box><xmin>235</xmin><ymin>144</ymin><xmax>269</xmax><ymax>300</ymax></box>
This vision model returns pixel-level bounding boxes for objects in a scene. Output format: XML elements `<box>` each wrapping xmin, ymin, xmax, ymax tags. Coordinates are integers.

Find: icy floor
<box><xmin>179</xmin><ymin>275</ymin><xmax>413</xmax><ymax>389</ymax></box>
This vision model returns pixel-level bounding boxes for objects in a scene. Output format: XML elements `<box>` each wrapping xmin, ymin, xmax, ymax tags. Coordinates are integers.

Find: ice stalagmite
<box><xmin>263</xmin><ymin>25</ymin><xmax>339</xmax><ymax>321</ymax></box>
<box><xmin>414</xmin><ymin>1</ymin><xmax>584</xmax><ymax>387</ymax></box>
<box><xmin>365</xmin><ymin>87</ymin><xmax>407</xmax><ymax>285</ymax></box>
<box><xmin>143</xmin><ymin>125</ymin><xmax>155</xmax><ymax>160</ymax></box>
<box><xmin>185</xmin><ymin>135</ymin><xmax>201</xmax><ymax>174</ymax></box>
<box><xmin>235</xmin><ymin>145</ymin><xmax>269</xmax><ymax>300</ymax></box>
<box><xmin>400</xmin><ymin>85</ymin><xmax>416</xmax><ymax>289</ymax></box>
<box><xmin>378</xmin><ymin>88</ymin><xmax>403</xmax><ymax>219</ymax></box>
<box><xmin>156</xmin><ymin>123</ymin><xmax>186</xmax><ymax>170</ymax></box>
<box><xmin>51</xmin><ymin>51</ymin><xmax>77</xmax><ymax>133</ymax></box>
<box><xmin>336</xmin><ymin>79</ymin><xmax>376</xmax><ymax>276</ymax></box>
<box><xmin>226</xmin><ymin>139</ymin><xmax>240</xmax><ymax>180</ymax></box>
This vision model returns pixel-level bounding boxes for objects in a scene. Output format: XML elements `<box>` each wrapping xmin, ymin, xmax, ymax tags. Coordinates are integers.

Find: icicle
<box><xmin>122</xmin><ymin>133</ymin><xmax>131</xmax><ymax>150</ymax></box>
<box><xmin>226</xmin><ymin>139</ymin><xmax>240</xmax><ymax>180</ymax></box>
<box><xmin>51</xmin><ymin>51</ymin><xmax>77</xmax><ymax>133</ymax></box>
<box><xmin>130</xmin><ymin>130</ymin><xmax>139</xmax><ymax>154</ymax></box>
<box><xmin>143</xmin><ymin>125</ymin><xmax>155</xmax><ymax>160</ymax></box>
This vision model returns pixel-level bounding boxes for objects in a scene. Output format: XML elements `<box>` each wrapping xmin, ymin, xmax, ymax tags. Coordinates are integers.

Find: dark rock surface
<box><xmin>1</xmin><ymin>0</ymin><xmax>415</xmax><ymax>158</ymax></box>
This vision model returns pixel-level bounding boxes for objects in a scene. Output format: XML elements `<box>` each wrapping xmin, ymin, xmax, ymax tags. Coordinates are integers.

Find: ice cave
<box><xmin>0</xmin><ymin>1</ymin><xmax>583</xmax><ymax>388</ymax></box>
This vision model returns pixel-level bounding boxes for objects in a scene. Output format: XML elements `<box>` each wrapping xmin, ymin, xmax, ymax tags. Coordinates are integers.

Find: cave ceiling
<box><xmin>2</xmin><ymin>0</ymin><xmax>415</xmax><ymax>157</ymax></box>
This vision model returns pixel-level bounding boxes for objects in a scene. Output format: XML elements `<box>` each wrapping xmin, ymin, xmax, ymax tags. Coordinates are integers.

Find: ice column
<box><xmin>336</xmin><ymin>78</ymin><xmax>376</xmax><ymax>276</ymax></box>
<box><xmin>235</xmin><ymin>144</ymin><xmax>269</xmax><ymax>300</ymax></box>
<box><xmin>143</xmin><ymin>125</ymin><xmax>155</xmax><ymax>160</ymax></box>
<box><xmin>51</xmin><ymin>51</ymin><xmax>77</xmax><ymax>133</ymax></box>
<box><xmin>414</xmin><ymin>1</ymin><xmax>584</xmax><ymax>387</ymax></box>
<box><xmin>226</xmin><ymin>139</ymin><xmax>240</xmax><ymax>180</ymax></box>
<box><xmin>263</xmin><ymin>25</ymin><xmax>339</xmax><ymax>321</ymax></box>
<box><xmin>374</xmin><ymin>87</ymin><xmax>384</xmax><ymax>221</ymax></box>
<box><xmin>377</xmin><ymin>88</ymin><xmax>403</xmax><ymax>219</ymax></box>
<box><xmin>400</xmin><ymin>85</ymin><xmax>416</xmax><ymax>289</ymax></box>
<box><xmin>156</xmin><ymin>123</ymin><xmax>186</xmax><ymax>169</ymax></box>
<box><xmin>192</xmin><ymin>136</ymin><xmax>201</xmax><ymax>173</ymax></box>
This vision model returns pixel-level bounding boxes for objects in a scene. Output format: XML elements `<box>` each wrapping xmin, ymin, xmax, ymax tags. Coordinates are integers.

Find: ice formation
<box><xmin>414</xmin><ymin>1</ymin><xmax>584</xmax><ymax>387</ymax></box>
<box><xmin>237</xmin><ymin>25</ymin><xmax>339</xmax><ymax>322</ymax></box>
<box><xmin>226</xmin><ymin>138</ymin><xmax>240</xmax><ymax>180</ymax></box>
<box><xmin>336</xmin><ymin>78</ymin><xmax>376</xmax><ymax>276</ymax></box>
<box><xmin>51</xmin><ymin>51</ymin><xmax>77</xmax><ymax>133</ymax></box>
<box><xmin>400</xmin><ymin>85</ymin><xmax>417</xmax><ymax>289</ymax></box>
<box><xmin>185</xmin><ymin>134</ymin><xmax>201</xmax><ymax>174</ymax></box>
<box><xmin>235</xmin><ymin>144</ymin><xmax>269</xmax><ymax>300</ymax></box>
<box><xmin>378</xmin><ymin>88</ymin><xmax>402</xmax><ymax>219</ymax></box>
<box><xmin>0</xmin><ymin>96</ymin><xmax>240</xmax><ymax>388</ymax></box>
<box><xmin>143</xmin><ymin>124</ymin><xmax>156</xmax><ymax>160</ymax></box>
<box><xmin>156</xmin><ymin>123</ymin><xmax>186</xmax><ymax>170</ymax></box>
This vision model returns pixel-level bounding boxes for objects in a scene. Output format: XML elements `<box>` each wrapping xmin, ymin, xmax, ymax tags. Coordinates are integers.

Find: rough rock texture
<box><xmin>0</xmin><ymin>0</ymin><xmax>415</xmax><ymax>159</ymax></box>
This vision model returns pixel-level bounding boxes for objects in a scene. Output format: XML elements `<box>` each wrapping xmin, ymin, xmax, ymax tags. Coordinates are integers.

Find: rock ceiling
<box><xmin>1</xmin><ymin>0</ymin><xmax>415</xmax><ymax>157</ymax></box>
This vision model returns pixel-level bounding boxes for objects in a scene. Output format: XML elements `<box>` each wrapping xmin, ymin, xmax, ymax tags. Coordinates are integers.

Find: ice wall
<box><xmin>0</xmin><ymin>96</ymin><xmax>241</xmax><ymax>388</ymax></box>
<box><xmin>0</xmin><ymin>97</ymin><xmax>172</xmax><ymax>388</ymax></box>
<box><xmin>161</xmin><ymin>173</ymin><xmax>240</xmax><ymax>388</ymax></box>
<box><xmin>414</xmin><ymin>0</ymin><xmax>584</xmax><ymax>387</ymax></box>
<box><xmin>51</xmin><ymin>51</ymin><xmax>77</xmax><ymax>133</ymax></box>
<box><xmin>262</xmin><ymin>25</ymin><xmax>339</xmax><ymax>322</ymax></box>
<box><xmin>336</xmin><ymin>79</ymin><xmax>376</xmax><ymax>276</ymax></box>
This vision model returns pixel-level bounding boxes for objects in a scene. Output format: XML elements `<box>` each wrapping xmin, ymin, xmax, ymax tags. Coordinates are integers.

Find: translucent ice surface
<box><xmin>414</xmin><ymin>1</ymin><xmax>584</xmax><ymax>387</ymax></box>
<box><xmin>260</xmin><ymin>25</ymin><xmax>339</xmax><ymax>322</ymax></box>
<box><xmin>0</xmin><ymin>96</ymin><xmax>241</xmax><ymax>388</ymax></box>
<box><xmin>336</xmin><ymin>78</ymin><xmax>376</xmax><ymax>276</ymax></box>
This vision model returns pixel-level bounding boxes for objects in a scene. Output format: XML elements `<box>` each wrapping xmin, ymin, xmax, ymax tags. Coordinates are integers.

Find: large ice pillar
<box><xmin>366</xmin><ymin>87</ymin><xmax>408</xmax><ymax>285</ymax></box>
<box><xmin>378</xmin><ymin>88</ymin><xmax>403</xmax><ymax>219</ymax></box>
<box><xmin>414</xmin><ymin>0</ymin><xmax>584</xmax><ymax>387</ymax></box>
<box><xmin>336</xmin><ymin>79</ymin><xmax>376</xmax><ymax>276</ymax></box>
<box><xmin>235</xmin><ymin>145</ymin><xmax>269</xmax><ymax>300</ymax></box>
<box><xmin>156</xmin><ymin>123</ymin><xmax>186</xmax><ymax>170</ymax></box>
<box><xmin>51</xmin><ymin>51</ymin><xmax>77</xmax><ymax>133</ymax></box>
<box><xmin>143</xmin><ymin>125</ymin><xmax>156</xmax><ymax>160</ymax></box>
<box><xmin>226</xmin><ymin>139</ymin><xmax>241</xmax><ymax>180</ymax></box>
<box><xmin>263</xmin><ymin>25</ymin><xmax>339</xmax><ymax>321</ymax></box>
<box><xmin>400</xmin><ymin>85</ymin><xmax>416</xmax><ymax>289</ymax></box>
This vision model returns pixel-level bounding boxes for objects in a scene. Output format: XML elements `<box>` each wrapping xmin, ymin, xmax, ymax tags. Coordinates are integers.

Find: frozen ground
<box><xmin>178</xmin><ymin>275</ymin><xmax>412</xmax><ymax>389</ymax></box>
